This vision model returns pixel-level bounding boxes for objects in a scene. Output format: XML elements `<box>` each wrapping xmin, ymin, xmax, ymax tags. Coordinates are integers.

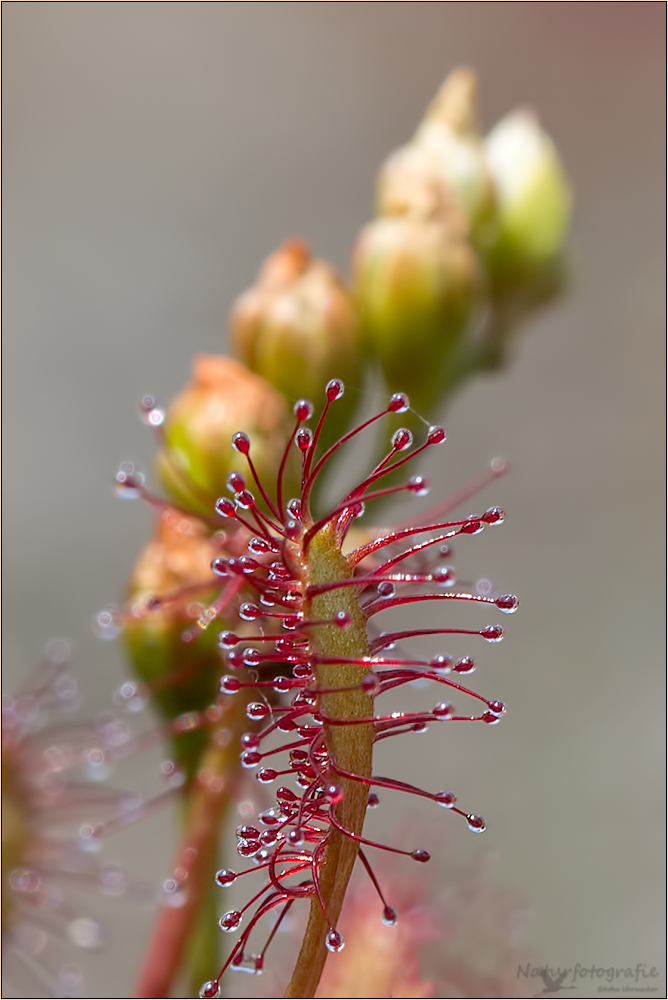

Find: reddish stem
<box><xmin>132</xmin><ymin>697</ymin><xmax>249</xmax><ymax>999</ymax></box>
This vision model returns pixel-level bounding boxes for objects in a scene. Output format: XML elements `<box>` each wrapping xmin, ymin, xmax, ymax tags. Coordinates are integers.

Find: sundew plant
<box><xmin>3</xmin><ymin>68</ymin><xmax>571</xmax><ymax>999</ymax></box>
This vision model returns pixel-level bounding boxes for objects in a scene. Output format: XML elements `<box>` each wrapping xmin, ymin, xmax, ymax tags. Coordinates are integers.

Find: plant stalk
<box><xmin>133</xmin><ymin>700</ymin><xmax>247</xmax><ymax>999</ymax></box>
<box><xmin>284</xmin><ymin>524</ymin><xmax>374</xmax><ymax>998</ymax></box>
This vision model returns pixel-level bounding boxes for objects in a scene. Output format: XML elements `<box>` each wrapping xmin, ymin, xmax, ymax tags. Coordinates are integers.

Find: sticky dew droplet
<box><xmin>408</xmin><ymin>475</ymin><xmax>430</xmax><ymax>496</ymax></box>
<box><xmin>295</xmin><ymin>427</ymin><xmax>313</xmax><ymax>451</ymax></box>
<box><xmin>215</xmin><ymin>497</ymin><xmax>236</xmax><ymax>518</ymax></box>
<box><xmin>230</xmin><ymin>953</ymin><xmax>264</xmax><ymax>975</ymax></box>
<box><xmin>140</xmin><ymin>397</ymin><xmax>165</xmax><ymax>426</ymax></box>
<box><xmin>294</xmin><ymin>399</ymin><xmax>314</xmax><ymax>421</ymax></box>
<box><xmin>325</xmin><ymin>784</ymin><xmax>344</xmax><ymax>804</ymax></box>
<box><xmin>326</xmin><ymin>379</ymin><xmax>345</xmax><ymax>401</ymax></box>
<box><xmin>115</xmin><ymin>465</ymin><xmax>144</xmax><ymax>499</ymax></box>
<box><xmin>433</xmin><ymin>565</ymin><xmax>456</xmax><ymax>587</ymax></box>
<box><xmin>392</xmin><ymin>428</ymin><xmax>413</xmax><ymax>450</ymax></box>
<box><xmin>227</xmin><ymin>471</ymin><xmax>246</xmax><ymax>493</ymax></box>
<box><xmin>219</xmin><ymin>910</ymin><xmax>242</xmax><ymax>932</ymax></box>
<box><xmin>453</xmin><ymin>656</ymin><xmax>475</xmax><ymax>675</ymax></box>
<box><xmin>496</xmin><ymin>594</ymin><xmax>519</xmax><ymax>614</ymax></box>
<box><xmin>431</xmin><ymin>655</ymin><xmax>452</xmax><ymax>674</ymax></box>
<box><xmin>248</xmin><ymin>536</ymin><xmax>276</xmax><ymax>555</ymax></box>
<box><xmin>388</xmin><ymin>392</ymin><xmax>409</xmax><ymax>413</ymax></box>
<box><xmin>427</xmin><ymin>425</ymin><xmax>446</xmax><ymax>445</ymax></box>
<box><xmin>481</xmin><ymin>625</ymin><xmax>504</xmax><ymax>643</ymax></box>
<box><xmin>199</xmin><ymin>981</ymin><xmax>221</xmax><ymax>999</ymax></box>
<box><xmin>482</xmin><ymin>505</ymin><xmax>505</xmax><ymax>524</ymax></box>
<box><xmin>246</xmin><ymin>702</ymin><xmax>269</xmax><ymax>721</ymax></box>
<box><xmin>325</xmin><ymin>929</ymin><xmax>345</xmax><ymax>952</ymax></box>
<box><xmin>232</xmin><ymin>431</ymin><xmax>251</xmax><ymax>454</ymax></box>
<box><xmin>220</xmin><ymin>676</ymin><xmax>241</xmax><ymax>695</ymax></box>
<box><xmin>287</xmin><ymin>498</ymin><xmax>302</xmax><ymax>519</ymax></box>
<box><xmin>218</xmin><ymin>631</ymin><xmax>238</xmax><ymax>648</ymax></box>
<box><xmin>466</xmin><ymin>814</ymin><xmax>486</xmax><ymax>833</ymax></box>
<box><xmin>236</xmin><ymin>824</ymin><xmax>260</xmax><ymax>840</ymax></box>
<box><xmin>361</xmin><ymin>674</ymin><xmax>380</xmax><ymax>695</ymax></box>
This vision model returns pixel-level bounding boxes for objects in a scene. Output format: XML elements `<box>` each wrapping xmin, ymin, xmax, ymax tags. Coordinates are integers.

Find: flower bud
<box><xmin>484</xmin><ymin>110</ymin><xmax>572</xmax><ymax>287</ymax></box>
<box><xmin>353</xmin><ymin>214</ymin><xmax>478</xmax><ymax>412</ymax></box>
<box><xmin>377</xmin><ymin>143</ymin><xmax>464</xmax><ymax>224</ymax></box>
<box><xmin>230</xmin><ymin>239</ymin><xmax>361</xmax><ymax>406</ymax></box>
<box><xmin>123</xmin><ymin>509</ymin><xmax>223</xmax><ymax>778</ymax></box>
<box><xmin>378</xmin><ymin>68</ymin><xmax>494</xmax><ymax>234</ymax></box>
<box><xmin>155</xmin><ymin>355</ymin><xmax>292</xmax><ymax>517</ymax></box>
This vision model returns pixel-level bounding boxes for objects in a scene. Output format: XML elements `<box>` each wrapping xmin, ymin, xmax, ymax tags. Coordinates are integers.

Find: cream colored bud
<box><xmin>230</xmin><ymin>240</ymin><xmax>361</xmax><ymax>405</ymax></box>
<box><xmin>378</xmin><ymin>68</ymin><xmax>494</xmax><ymax>234</ymax></box>
<box><xmin>377</xmin><ymin>143</ymin><xmax>468</xmax><ymax>226</ymax></box>
<box><xmin>485</xmin><ymin>109</ymin><xmax>572</xmax><ymax>276</ymax></box>
<box><xmin>423</xmin><ymin>66</ymin><xmax>480</xmax><ymax>135</ymax></box>
<box><xmin>231</xmin><ymin>239</ymin><xmax>310</xmax><ymax>369</ymax></box>
<box><xmin>414</xmin><ymin>69</ymin><xmax>493</xmax><ymax>229</ymax></box>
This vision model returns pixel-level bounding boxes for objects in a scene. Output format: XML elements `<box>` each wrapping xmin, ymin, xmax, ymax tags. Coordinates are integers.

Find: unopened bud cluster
<box><xmin>216</xmin><ymin>69</ymin><xmax>571</xmax><ymax>433</ymax></box>
<box><xmin>354</xmin><ymin>68</ymin><xmax>572</xmax><ymax>410</ymax></box>
<box><xmin>144</xmin><ymin>69</ymin><xmax>569</xmax><ymax>526</ymax></box>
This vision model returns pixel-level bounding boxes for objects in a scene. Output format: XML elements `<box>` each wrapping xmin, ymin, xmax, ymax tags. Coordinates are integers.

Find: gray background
<box><xmin>3</xmin><ymin>3</ymin><xmax>665</xmax><ymax>998</ymax></box>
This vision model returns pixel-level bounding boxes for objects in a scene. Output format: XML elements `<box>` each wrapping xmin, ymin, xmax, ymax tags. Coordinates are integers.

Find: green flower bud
<box><xmin>378</xmin><ymin>68</ymin><xmax>494</xmax><ymax>235</ymax></box>
<box><xmin>230</xmin><ymin>239</ymin><xmax>361</xmax><ymax>406</ymax></box>
<box><xmin>155</xmin><ymin>355</ymin><xmax>292</xmax><ymax>517</ymax></box>
<box><xmin>484</xmin><ymin>110</ymin><xmax>572</xmax><ymax>287</ymax></box>
<box><xmin>123</xmin><ymin>509</ymin><xmax>223</xmax><ymax>779</ymax></box>
<box><xmin>353</xmin><ymin>213</ymin><xmax>478</xmax><ymax>412</ymax></box>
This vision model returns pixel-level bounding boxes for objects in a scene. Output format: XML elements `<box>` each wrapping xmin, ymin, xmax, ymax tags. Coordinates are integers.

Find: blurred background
<box><xmin>3</xmin><ymin>3</ymin><xmax>665</xmax><ymax>997</ymax></box>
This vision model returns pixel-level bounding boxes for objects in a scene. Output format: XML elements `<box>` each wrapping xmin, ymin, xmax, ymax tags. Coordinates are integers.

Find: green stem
<box><xmin>132</xmin><ymin>700</ymin><xmax>247</xmax><ymax>999</ymax></box>
<box><xmin>284</xmin><ymin>524</ymin><xmax>374</xmax><ymax>999</ymax></box>
<box><xmin>186</xmin><ymin>864</ymin><xmax>221</xmax><ymax>998</ymax></box>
